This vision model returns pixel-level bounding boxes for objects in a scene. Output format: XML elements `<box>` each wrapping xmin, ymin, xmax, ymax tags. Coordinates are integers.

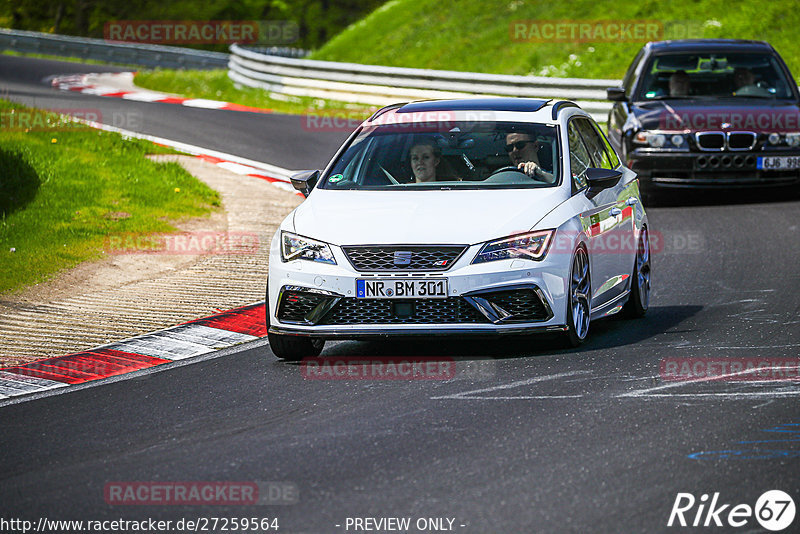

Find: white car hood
<box><xmin>291</xmin><ymin>188</ymin><xmax>567</xmax><ymax>245</ymax></box>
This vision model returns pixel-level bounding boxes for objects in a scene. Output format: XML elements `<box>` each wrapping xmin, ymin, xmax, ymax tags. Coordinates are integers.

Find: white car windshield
<box><xmin>320</xmin><ymin>121</ymin><xmax>560</xmax><ymax>190</ymax></box>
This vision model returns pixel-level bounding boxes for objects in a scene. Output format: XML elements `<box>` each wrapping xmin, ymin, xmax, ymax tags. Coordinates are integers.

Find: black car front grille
<box><xmin>343</xmin><ymin>246</ymin><xmax>466</xmax><ymax>271</ymax></box>
<box><xmin>319</xmin><ymin>297</ymin><xmax>488</xmax><ymax>325</ymax></box>
<box><xmin>479</xmin><ymin>288</ymin><xmax>551</xmax><ymax>322</ymax></box>
<box><xmin>728</xmin><ymin>132</ymin><xmax>757</xmax><ymax>150</ymax></box>
<box><xmin>695</xmin><ymin>131</ymin><xmax>758</xmax><ymax>151</ymax></box>
<box><xmin>696</xmin><ymin>132</ymin><xmax>725</xmax><ymax>150</ymax></box>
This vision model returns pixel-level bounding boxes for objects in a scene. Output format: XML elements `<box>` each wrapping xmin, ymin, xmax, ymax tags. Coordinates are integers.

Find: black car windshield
<box><xmin>319</xmin><ymin>121</ymin><xmax>560</xmax><ymax>190</ymax></box>
<box><xmin>636</xmin><ymin>52</ymin><xmax>795</xmax><ymax>100</ymax></box>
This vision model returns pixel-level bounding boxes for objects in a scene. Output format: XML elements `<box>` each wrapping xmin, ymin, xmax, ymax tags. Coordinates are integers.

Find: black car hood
<box><xmin>630</xmin><ymin>99</ymin><xmax>800</xmax><ymax>132</ymax></box>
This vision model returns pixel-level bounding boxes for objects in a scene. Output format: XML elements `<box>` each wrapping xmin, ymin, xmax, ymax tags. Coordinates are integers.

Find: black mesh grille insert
<box><xmin>728</xmin><ymin>132</ymin><xmax>756</xmax><ymax>150</ymax></box>
<box><xmin>696</xmin><ymin>132</ymin><xmax>724</xmax><ymax>150</ymax></box>
<box><xmin>319</xmin><ymin>297</ymin><xmax>487</xmax><ymax>325</ymax></box>
<box><xmin>483</xmin><ymin>289</ymin><xmax>550</xmax><ymax>322</ymax></box>
<box><xmin>277</xmin><ymin>290</ymin><xmax>330</xmax><ymax>323</ymax></box>
<box><xmin>343</xmin><ymin>246</ymin><xmax>466</xmax><ymax>271</ymax></box>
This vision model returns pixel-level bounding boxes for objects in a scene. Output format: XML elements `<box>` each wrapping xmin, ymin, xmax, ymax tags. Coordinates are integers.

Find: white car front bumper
<box><xmin>267</xmin><ymin>233</ymin><xmax>574</xmax><ymax>339</ymax></box>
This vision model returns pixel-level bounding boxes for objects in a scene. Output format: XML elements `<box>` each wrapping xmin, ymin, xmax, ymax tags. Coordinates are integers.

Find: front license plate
<box><xmin>757</xmin><ymin>156</ymin><xmax>800</xmax><ymax>170</ymax></box>
<box><xmin>356</xmin><ymin>278</ymin><xmax>448</xmax><ymax>299</ymax></box>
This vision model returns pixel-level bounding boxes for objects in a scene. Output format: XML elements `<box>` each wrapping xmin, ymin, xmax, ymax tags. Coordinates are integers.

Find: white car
<box><xmin>266</xmin><ymin>98</ymin><xmax>651</xmax><ymax>360</ymax></box>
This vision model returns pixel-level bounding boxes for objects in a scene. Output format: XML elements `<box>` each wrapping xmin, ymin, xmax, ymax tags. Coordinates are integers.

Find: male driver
<box><xmin>732</xmin><ymin>67</ymin><xmax>770</xmax><ymax>96</ymax></box>
<box><xmin>505</xmin><ymin>132</ymin><xmax>554</xmax><ymax>182</ymax></box>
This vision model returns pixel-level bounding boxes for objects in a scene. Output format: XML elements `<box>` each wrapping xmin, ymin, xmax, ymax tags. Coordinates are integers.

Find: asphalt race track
<box><xmin>0</xmin><ymin>55</ymin><xmax>349</xmax><ymax>169</ymax></box>
<box><xmin>1</xmin><ymin>56</ymin><xmax>799</xmax><ymax>533</ymax></box>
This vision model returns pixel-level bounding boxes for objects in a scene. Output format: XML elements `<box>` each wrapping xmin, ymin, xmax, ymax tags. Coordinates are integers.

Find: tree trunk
<box><xmin>54</xmin><ymin>2</ymin><xmax>64</xmax><ymax>33</ymax></box>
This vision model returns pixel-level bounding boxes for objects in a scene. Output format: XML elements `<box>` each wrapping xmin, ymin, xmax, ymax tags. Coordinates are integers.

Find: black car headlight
<box><xmin>767</xmin><ymin>132</ymin><xmax>800</xmax><ymax>147</ymax></box>
<box><xmin>472</xmin><ymin>230</ymin><xmax>555</xmax><ymax>264</ymax></box>
<box><xmin>634</xmin><ymin>131</ymin><xmax>686</xmax><ymax>149</ymax></box>
<box><xmin>281</xmin><ymin>232</ymin><xmax>336</xmax><ymax>264</ymax></box>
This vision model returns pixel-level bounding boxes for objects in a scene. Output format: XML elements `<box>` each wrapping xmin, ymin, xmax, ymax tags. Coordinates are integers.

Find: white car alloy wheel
<box><xmin>624</xmin><ymin>226</ymin><xmax>651</xmax><ymax>318</ymax></box>
<box><xmin>566</xmin><ymin>246</ymin><xmax>591</xmax><ymax>346</ymax></box>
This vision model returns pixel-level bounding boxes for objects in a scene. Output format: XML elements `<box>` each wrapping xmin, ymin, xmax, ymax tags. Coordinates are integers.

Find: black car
<box><xmin>606</xmin><ymin>39</ymin><xmax>800</xmax><ymax>198</ymax></box>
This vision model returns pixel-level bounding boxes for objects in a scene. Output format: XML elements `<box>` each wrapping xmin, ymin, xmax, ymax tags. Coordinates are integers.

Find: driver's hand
<box><xmin>517</xmin><ymin>161</ymin><xmax>540</xmax><ymax>177</ymax></box>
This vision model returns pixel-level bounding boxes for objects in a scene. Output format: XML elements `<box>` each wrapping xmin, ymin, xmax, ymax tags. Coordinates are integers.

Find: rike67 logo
<box><xmin>668</xmin><ymin>490</ymin><xmax>795</xmax><ymax>531</ymax></box>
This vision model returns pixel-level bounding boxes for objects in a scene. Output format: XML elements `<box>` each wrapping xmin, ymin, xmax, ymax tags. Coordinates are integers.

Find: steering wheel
<box><xmin>486</xmin><ymin>166</ymin><xmax>528</xmax><ymax>178</ymax></box>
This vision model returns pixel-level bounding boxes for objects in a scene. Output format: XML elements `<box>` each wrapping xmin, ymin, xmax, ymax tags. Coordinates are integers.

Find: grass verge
<box><xmin>311</xmin><ymin>0</ymin><xmax>800</xmax><ymax>79</ymax></box>
<box><xmin>0</xmin><ymin>100</ymin><xmax>221</xmax><ymax>295</ymax></box>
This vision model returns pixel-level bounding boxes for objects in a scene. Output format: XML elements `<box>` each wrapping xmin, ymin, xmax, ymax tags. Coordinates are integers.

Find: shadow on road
<box><xmin>646</xmin><ymin>185</ymin><xmax>800</xmax><ymax>208</ymax></box>
<box><xmin>311</xmin><ymin>305</ymin><xmax>702</xmax><ymax>360</ymax></box>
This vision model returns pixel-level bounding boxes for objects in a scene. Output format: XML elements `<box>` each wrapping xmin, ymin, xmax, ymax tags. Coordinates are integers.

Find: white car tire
<box><xmin>623</xmin><ymin>226</ymin><xmax>651</xmax><ymax>319</ymax></box>
<box><xmin>564</xmin><ymin>246</ymin><xmax>591</xmax><ymax>347</ymax></box>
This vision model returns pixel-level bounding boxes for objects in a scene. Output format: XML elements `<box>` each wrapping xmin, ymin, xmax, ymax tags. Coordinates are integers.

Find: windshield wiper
<box><xmin>730</xmin><ymin>94</ymin><xmax>775</xmax><ymax>99</ymax></box>
<box><xmin>643</xmin><ymin>95</ymin><xmax>716</xmax><ymax>101</ymax></box>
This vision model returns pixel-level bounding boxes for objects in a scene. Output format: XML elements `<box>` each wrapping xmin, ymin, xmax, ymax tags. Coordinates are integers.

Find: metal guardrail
<box><xmin>229</xmin><ymin>44</ymin><xmax>619</xmax><ymax>121</ymax></box>
<box><xmin>0</xmin><ymin>28</ymin><xmax>230</xmax><ymax>69</ymax></box>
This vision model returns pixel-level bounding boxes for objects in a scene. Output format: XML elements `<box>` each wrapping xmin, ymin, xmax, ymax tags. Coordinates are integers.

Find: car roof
<box><xmin>367</xmin><ymin>98</ymin><xmax>583</xmax><ymax>124</ymax></box>
<box><xmin>646</xmin><ymin>39</ymin><xmax>774</xmax><ymax>54</ymax></box>
<box><xmin>395</xmin><ymin>98</ymin><xmax>549</xmax><ymax>113</ymax></box>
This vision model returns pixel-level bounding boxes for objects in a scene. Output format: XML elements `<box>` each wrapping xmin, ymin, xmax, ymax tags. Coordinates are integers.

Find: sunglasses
<box><xmin>505</xmin><ymin>140</ymin><xmax>537</xmax><ymax>152</ymax></box>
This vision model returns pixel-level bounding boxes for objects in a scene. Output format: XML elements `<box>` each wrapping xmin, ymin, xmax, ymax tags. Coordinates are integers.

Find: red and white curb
<box><xmin>51</xmin><ymin>72</ymin><xmax>272</xmax><ymax>114</ymax></box>
<box><xmin>193</xmin><ymin>154</ymin><xmax>299</xmax><ymax>195</ymax></box>
<box><xmin>0</xmin><ymin>302</ymin><xmax>267</xmax><ymax>400</ymax></box>
<box><xmin>0</xmin><ymin>81</ymin><xmax>299</xmax><ymax>399</ymax></box>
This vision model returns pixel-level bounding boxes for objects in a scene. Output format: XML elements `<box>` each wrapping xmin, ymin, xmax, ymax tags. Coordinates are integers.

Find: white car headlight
<box><xmin>472</xmin><ymin>230</ymin><xmax>555</xmax><ymax>264</ymax></box>
<box><xmin>281</xmin><ymin>232</ymin><xmax>336</xmax><ymax>264</ymax></box>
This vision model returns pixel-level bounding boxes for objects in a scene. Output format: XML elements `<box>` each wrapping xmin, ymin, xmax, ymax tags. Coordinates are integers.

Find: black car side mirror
<box><xmin>606</xmin><ymin>86</ymin><xmax>627</xmax><ymax>102</ymax></box>
<box><xmin>585</xmin><ymin>168</ymin><xmax>622</xmax><ymax>199</ymax></box>
<box><xmin>290</xmin><ymin>170</ymin><xmax>320</xmax><ymax>198</ymax></box>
